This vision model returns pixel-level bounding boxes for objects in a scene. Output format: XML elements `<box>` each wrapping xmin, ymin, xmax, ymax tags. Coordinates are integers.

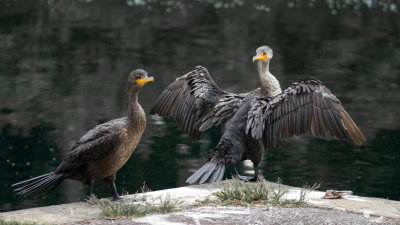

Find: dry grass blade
<box><xmin>86</xmin><ymin>183</ymin><xmax>182</xmax><ymax>219</ymax></box>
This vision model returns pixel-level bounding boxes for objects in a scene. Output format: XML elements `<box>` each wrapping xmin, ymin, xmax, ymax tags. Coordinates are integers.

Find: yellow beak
<box><xmin>137</xmin><ymin>77</ymin><xmax>154</xmax><ymax>86</ymax></box>
<box><xmin>252</xmin><ymin>52</ymin><xmax>268</xmax><ymax>62</ymax></box>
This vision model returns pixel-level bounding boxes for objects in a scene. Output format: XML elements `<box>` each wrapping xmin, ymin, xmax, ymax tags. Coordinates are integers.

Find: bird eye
<box><xmin>137</xmin><ymin>75</ymin><xmax>144</xmax><ymax>80</ymax></box>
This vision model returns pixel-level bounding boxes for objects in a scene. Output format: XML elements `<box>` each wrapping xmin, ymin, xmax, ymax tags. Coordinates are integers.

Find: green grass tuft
<box><xmin>87</xmin><ymin>193</ymin><xmax>182</xmax><ymax>219</ymax></box>
<box><xmin>211</xmin><ymin>178</ymin><xmax>320</xmax><ymax>207</ymax></box>
<box><xmin>156</xmin><ymin>195</ymin><xmax>182</xmax><ymax>213</ymax></box>
<box><xmin>0</xmin><ymin>219</ymin><xmax>39</xmax><ymax>225</ymax></box>
<box><xmin>213</xmin><ymin>178</ymin><xmax>270</xmax><ymax>203</ymax></box>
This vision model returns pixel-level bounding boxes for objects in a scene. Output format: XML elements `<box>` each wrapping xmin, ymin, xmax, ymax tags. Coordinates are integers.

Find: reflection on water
<box><xmin>110</xmin><ymin>0</ymin><xmax>400</xmax><ymax>14</ymax></box>
<box><xmin>0</xmin><ymin>0</ymin><xmax>399</xmax><ymax>212</ymax></box>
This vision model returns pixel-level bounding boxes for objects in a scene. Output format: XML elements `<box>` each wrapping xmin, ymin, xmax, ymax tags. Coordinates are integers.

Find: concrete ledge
<box><xmin>1</xmin><ymin>181</ymin><xmax>399</xmax><ymax>224</ymax></box>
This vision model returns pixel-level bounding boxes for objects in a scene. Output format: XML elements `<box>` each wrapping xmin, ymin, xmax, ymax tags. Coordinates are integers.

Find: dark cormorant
<box><xmin>12</xmin><ymin>69</ymin><xmax>154</xmax><ymax>200</ymax></box>
<box><xmin>150</xmin><ymin>46</ymin><xmax>366</xmax><ymax>184</ymax></box>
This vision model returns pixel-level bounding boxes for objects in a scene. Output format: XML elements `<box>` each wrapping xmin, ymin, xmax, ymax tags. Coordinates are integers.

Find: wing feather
<box><xmin>247</xmin><ymin>77</ymin><xmax>366</xmax><ymax>149</ymax></box>
<box><xmin>151</xmin><ymin>66</ymin><xmax>246</xmax><ymax>138</ymax></box>
<box><xmin>150</xmin><ymin>79</ymin><xmax>185</xmax><ymax>116</ymax></box>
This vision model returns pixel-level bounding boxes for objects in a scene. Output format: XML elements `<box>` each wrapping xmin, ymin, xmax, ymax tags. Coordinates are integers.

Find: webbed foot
<box><xmin>108</xmin><ymin>195</ymin><xmax>121</xmax><ymax>201</ymax></box>
<box><xmin>121</xmin><ymin>198</ymin><xmax>141</xmax><ymax>203</ymax></box>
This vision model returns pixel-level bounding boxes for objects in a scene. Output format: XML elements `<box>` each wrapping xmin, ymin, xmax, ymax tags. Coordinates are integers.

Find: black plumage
<box><xmin>12</xmin><ymin>69</ymin><xmax>154</xmax><ymax>199</ymax></box>
<box><xmin>150</xmin><ymin>67</ymin><xmax>228</xmax><ymax>139</ymax></box>
<box><xmin>150</xmin><ymin>45</ymin><xmax>366</xmax><ymax>184</ymax></box>
<box><xmin>246</xmin><ymin>78</ymin><xmax>365</xmax><ymax>149</ymax></box>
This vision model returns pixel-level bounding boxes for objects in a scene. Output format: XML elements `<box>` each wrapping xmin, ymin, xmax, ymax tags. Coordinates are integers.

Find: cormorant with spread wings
<box><xmin>150</xmin><ymin>46</ymin><xmax>366</xmax><ymax>184</ymax></box>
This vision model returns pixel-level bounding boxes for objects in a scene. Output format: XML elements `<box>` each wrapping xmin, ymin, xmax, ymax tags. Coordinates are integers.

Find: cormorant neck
<box><xmin>257</xmin><ymin>60</ymin><xmax>282</xmax><ymax>97</ymax></box>
<box><xmin>126</xmin><ymin>86</ymin><xmax>142</xmax><ymax>127</ymax></box>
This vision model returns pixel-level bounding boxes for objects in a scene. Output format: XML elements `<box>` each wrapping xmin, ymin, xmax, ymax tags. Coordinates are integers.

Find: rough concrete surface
<box><xmin>78</xmin><ymin>206</ymin><xmax>399</xmax><ymax>225</ymax></box>
<box><xmin>1</xmin><ymin>181</ymin><xmax>399</xmax><ymax>224</ymax></box>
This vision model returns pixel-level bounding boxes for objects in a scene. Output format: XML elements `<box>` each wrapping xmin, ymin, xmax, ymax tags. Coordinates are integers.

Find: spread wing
<box><xmin>246</xmin><ymin>77</ymin><xmax>366</xmax><ymax>149</ymax></box>
<box><xmin>55</xmin><ymin>118</ymin><xmax>125</xmax><ymax>174</ymax></box>
<box><xmin>150</xmin><ymin>66</ymin><xmax>244</xmax><ymax>139</ymax></box>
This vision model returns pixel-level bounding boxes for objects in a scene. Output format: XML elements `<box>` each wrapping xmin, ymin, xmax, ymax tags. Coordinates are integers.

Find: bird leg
<box><xmin>89</xmin><ymin>182</ymin><xmax>94</xmax><ymax>195</ymax></box>
<box><xmin>105</xmin><ymin>176</ymin><xmax>120</xmax><ymax>201</ymax></box>
<box><xmin>233</xmin><ymin>165</ymin><xmax>259</xmax><ymax>182</ymax></box>
<box><xmin>109</xmin><ymin>181</ymin><xmax>120</xmax><ymax>201</ymax></box>
<box><xmin>252</xmin><ymin>166</ymin><xmax>259</xmax><ymax>181</ymax></box>
<box><xmin>86</xmin><ymin>180</ymin><xmax>95</xmax><ymax>197</ymax></box>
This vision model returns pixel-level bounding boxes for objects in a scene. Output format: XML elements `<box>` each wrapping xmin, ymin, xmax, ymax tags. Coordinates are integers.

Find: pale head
<box><xmin>253</xmin><ymin>46</ymin><xmax>273</xmax><ymax>63</ymax></box>
<box><xmin>128</xmin><ymin>69</ymin><xmax>154</xmax><ymax>88</ymax></box>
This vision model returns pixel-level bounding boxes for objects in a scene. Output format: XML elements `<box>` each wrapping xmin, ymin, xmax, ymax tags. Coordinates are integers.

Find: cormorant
<box><xmin>150</xmin><ymin>46</ymin><xmax>366</xmax><ymax>184</ymax></box>
<box><xmin>12</xmin><ymin>69</ymin><xmax>154</xmax><ymax>200</ymax></box>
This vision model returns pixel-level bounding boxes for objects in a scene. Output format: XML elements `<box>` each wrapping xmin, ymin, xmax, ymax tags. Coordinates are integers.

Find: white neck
<box><xmin>257</xmin><ymin>60</ymin><xmax>282</xmax><ymax>97</ymax></box>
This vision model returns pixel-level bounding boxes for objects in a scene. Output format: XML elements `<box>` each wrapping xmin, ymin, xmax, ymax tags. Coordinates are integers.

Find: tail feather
<box><xmin>38</xmin><ymin>176</ymin><xmax>65</xmax><ymax>198</ymax></box>
<box><xmin>11</xmin><ymin>172</ymin><xmax>53</xmax><ymax>187</ymax></box>
<box><xmin>16</xmin><ymin>176</ymin><xmax>54</xmax><ymax>194</ymax></box>
<box><xmin>186</xmin><ymin>162</ymin><xmax>225</xmax><ymax>184</ymax></box>
<box><xmin>186</xmin><ymin>162</ymin><xmax>213</xmax><ymax>184</ymax></box>
<box><xmin>14</xmin><ymin>176</ymin><xmax>48</xmax><ymax>192</ymax></box>
<box><xmin>18</xmin><ymin>174</ymin><xmax>61</xmax><ymax>197</ymax></box>
<box><xmin>12</xmin><ymin>172</ymin><xmax>65</xmax><ymax>198</ymax></box>
<box><xmin>199</xmin><ymin>163</ymin><xmax>217</xmax><ymax>184</ymax></box>
<box><xmin>209</xmin><ymin>164</ymin><xmax>225</xmax><ymax>183</ymax></box>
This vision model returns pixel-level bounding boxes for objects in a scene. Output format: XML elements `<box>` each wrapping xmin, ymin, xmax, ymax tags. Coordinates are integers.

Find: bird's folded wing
<box><xmin>55</xmin><ymin>120</ymin><xmax>123</xmax><ymax>173</ymax></box>
<box><xmin>246</xmin><ymin>77</ymin><xmax>366</xmax><ymax>149</ymax></box>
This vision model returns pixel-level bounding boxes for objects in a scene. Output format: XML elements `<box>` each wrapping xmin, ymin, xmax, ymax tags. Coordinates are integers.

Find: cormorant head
<box><xmin>128</xmin><ymin>69</ymin><xmax>154</xmax><ymax>89</ymax></box>
<box><xmin>253</xmin><ymin>46</ymin><xmax>273</xmax><ymax>63</ymax></box>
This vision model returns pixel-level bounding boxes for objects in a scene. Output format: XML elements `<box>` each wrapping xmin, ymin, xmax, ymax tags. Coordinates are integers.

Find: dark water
<box><xmin>1</xmin><ymin>0</ymin><xmax>399</xmax><ymax>212</ymax></box>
